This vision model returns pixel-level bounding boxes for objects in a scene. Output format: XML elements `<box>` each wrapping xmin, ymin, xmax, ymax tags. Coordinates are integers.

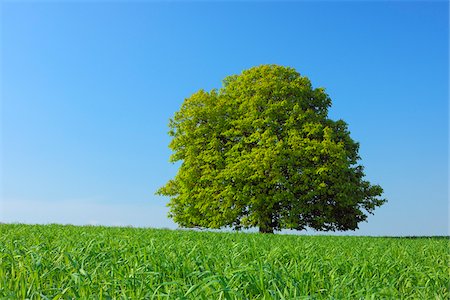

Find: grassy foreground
<box><xmin>0</xmin><ymin>224</ymin><xmax>448</xmax><ymax>299</ymax></box>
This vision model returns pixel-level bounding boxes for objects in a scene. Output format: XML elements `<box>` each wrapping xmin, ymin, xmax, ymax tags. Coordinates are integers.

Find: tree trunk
<box><xmin>259</xmin><ymin>211</ymin><xmax>275</xmax><ymax>234</ymax></box>
<box><xmin>259</xmin><ymin>226</ymin><xmax>274</xmax><ymax>234</ymax></box>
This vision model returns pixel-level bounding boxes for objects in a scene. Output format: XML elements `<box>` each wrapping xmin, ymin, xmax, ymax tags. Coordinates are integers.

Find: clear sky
<box><xmin>1</xmin><ymin>1</ymin><xmax>448</xmax><ymax>236</ymax></box>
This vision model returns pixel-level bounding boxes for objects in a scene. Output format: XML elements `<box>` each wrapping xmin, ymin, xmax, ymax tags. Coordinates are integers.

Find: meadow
<box><xmin>0</xmin><ymin>224</ymin><xmax>448</xmax><ymax>299</ymax></box>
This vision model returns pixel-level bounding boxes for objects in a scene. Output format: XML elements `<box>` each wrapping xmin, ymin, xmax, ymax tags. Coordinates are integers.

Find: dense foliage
<box><xmin>1</xmin><ymin>224</ymin><xmax>448</xmax><ymax>299</ymax></box>
<box><xmin>158</xmin><ymin>65</ymin><xmax>385</xmax><ymax>233</ymax></box>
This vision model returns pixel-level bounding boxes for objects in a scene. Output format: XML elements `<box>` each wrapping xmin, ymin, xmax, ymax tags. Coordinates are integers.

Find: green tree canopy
<box><xmin>157</xmin><ymin>65</ymin><xmax>385</xmax><ymax>233</ymax></box>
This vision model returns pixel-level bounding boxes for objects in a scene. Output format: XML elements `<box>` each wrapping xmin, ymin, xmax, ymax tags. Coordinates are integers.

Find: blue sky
<box><xmin>1</xmin><ymin>1</ymin><xmax>448</xmax><ymax>236</ymax></box>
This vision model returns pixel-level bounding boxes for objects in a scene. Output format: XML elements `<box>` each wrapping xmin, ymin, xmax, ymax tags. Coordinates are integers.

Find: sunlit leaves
<box><xmin>158</xmin><ymin>65</ymin><xmax>385</xmax><ymax>233</ymax></box>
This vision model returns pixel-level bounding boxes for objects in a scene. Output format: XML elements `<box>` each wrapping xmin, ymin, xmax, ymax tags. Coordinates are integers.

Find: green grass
<box><xmin>0</xmin><ymin>224</ymin><xmax>448</xmax><ymax>299</ymax></box>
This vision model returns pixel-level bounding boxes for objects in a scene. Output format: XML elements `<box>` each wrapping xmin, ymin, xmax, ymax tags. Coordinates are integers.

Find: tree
<box><xmin>157</xmin><ymin>65</ymin><xmax>386</xmax><ymax>233</ymax></box>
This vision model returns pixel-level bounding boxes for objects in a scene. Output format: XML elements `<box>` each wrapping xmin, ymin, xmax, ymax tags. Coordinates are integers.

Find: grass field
<box><xmin>0</xmin><ymin>224</ymin><xmax>448</xmax><ymax>299</ymax></box>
